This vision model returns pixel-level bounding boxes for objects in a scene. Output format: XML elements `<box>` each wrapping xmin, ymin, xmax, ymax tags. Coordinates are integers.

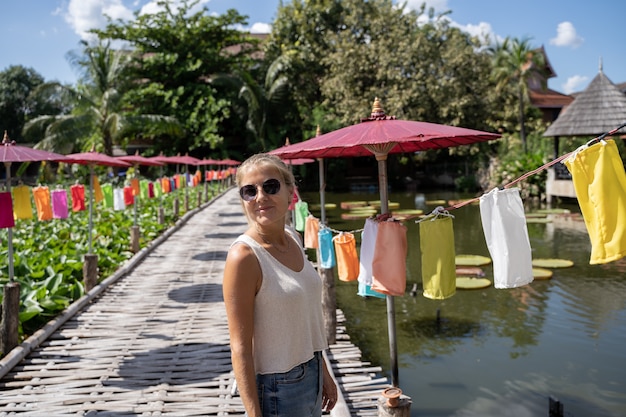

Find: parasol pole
<box><xmin>318</xmin><ymin>158</ymin><xmax>326</xmax><ymax>224</ymax></box>
<box><xmin>365</xmin><ymin>142</ymin><xmax>400</xmax><ymax>388</ymax></box>
<box><xmin>4</xmin><ymin>162</ymin><xmax>14</xmax><ymax>282</ymax></box>
<box><xmin>88</xmin><ymin>163</ymin><xmax>94</xmax><ymax>255</ymax></box>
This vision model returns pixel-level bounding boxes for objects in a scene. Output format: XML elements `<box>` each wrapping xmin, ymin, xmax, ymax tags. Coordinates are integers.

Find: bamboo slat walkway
<box><xmin>0</xmin><ymin>188</ymin><xmax>388</xmax><ymax>416</ymax></box>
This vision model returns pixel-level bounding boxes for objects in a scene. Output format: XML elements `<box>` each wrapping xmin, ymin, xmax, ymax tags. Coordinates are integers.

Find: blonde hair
<box><xmin>236</xmin><ymin>153</ymin><xmax>295</xmax><ymax>189</ymax></box>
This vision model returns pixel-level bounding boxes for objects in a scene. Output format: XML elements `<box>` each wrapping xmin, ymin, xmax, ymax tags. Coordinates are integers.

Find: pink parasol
<box><xmin>283</xmin><ymin>157</ymin><xmax>316</xmax><ymax>165</ymax></box>
<box><xmin>64</xmin><ymin>149</ymin><xmax>131</xmax><ymax>255</ymax></box>
<box><xmin>217</xmin><ymin>158</ymin><xmax>241</xmax><ymax>166</ymax></box>
<box><xmin>196</xmin><ymin>158</ymin><xmax>221</xmax><ymax>166</ymax></box>
<box><xmin>1</xmin><ymin>131</ymin><xmax>68</xmax><ymax>282</ymax></box>
<box><xmin>270</xmin><ymin>98</ymin><xmax>501</xmax><ymax>388</ymax></box>
<box><xmin>271</xmin><ymin>99</ymin><xmax>500</xmax><ymax>159</ymax></box>
<box><xmin>157</xmin><ymin>153</ymin><xmax>201</xmax><ymax>166</ymax></box>
<box><xmin>117</xmin><ymin>153</ymin><xmax>165</xmax><ymax>227</ymax></box>
<box><xmin>117</xmin><ymin>153</ymin><xmax>165</xmax><ymax>167</ymax></box>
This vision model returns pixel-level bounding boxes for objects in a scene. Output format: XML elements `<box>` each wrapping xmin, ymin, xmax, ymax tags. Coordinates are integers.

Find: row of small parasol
<box><xmin>1</xmin><ymin>130</ymin><xmax>239</xmax><ymax>285</ymax></box>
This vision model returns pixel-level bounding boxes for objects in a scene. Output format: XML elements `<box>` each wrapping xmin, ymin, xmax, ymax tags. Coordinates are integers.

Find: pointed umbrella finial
<box><xmin>316</xmin><ymin>125</ymin><xmax>321</xmax><ymax>137</ymax></box>
<box><xmin>90</xmin><ymin>144</ymin><xmax>96</xmax><ymax>152</ymax></box>
<box><xmin>599</xmin><ymin>56</ymin><xmax>603</xmax><ymax>73</ymax></box>
<box><xmin>371</xmin><ymin>97</ymin><xmax>385</xmax><ymax>118</ymax></box>
<box><xmin>2</xmin><ymin>130</ymin><xmax>9</xmax><ymax>144</ymax></box>
<box><xmin>285</xmin><ymin>137</ymin><xmax>291</xmax><ymax>146</ymax></box>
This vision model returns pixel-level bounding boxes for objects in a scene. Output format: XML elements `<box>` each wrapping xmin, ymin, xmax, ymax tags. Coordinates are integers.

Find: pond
<box><xmin>300</xmin><ymin>189</ymin><xmax>626</xmax><ymax>417</ymax></box>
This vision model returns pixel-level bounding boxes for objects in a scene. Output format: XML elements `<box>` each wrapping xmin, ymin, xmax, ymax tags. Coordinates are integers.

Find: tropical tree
<box><xmin>23</xmin><ymin>41</ymin><xmax>182</xmax><ymax>155</ymax></box>
<box><xmin>0</xmin><ymin>65</ymin><xmax>67</xmax><ymax>143</ymax></box>
<box><xmin>489</xmin><ymin>36</ymin><xmax>546</xmax><ymax>153</ymax></box>
<box><xmin>93</xmin><ymin>0</ymin><xmax>257</xmax><ymax>155</ymax></box>
<box><xmin>263</xmin><ymin>0</ymin><xmax>347</xmax><ymax>133</ymax></box>
<box><xmin>213</xmin><ymin>55</ymin><xmax>293</xmax><ymax>152</ymax></box>
<box><xmin>320</xmin><ymin>2</ymin><xmax>495</xmax><ymax>131</ymax></box>
<box><xmin>265</xmin><ymin>0</ymin><xmax>497</xmax><ymax>138</ymax></box>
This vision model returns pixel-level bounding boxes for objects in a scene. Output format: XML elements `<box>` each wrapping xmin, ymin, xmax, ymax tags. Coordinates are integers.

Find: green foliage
<box><xmin>0</xmin><ymin>182</ymin><xmax>218</xmax><ymax>340</ymax></box>
<box><xmin>486</xmin><ymin>133</ymin><xmax>549</xmax><ymax>199</ymax></box>
<box><xmin>23</xmin><ymin>41</ymin><xmax>182</xmax><ymax>155</ymax></box>
<box><xmin>0</xmin><ymin>65</ymin><xmax>67</xmax><ymax>143</ymax></box>
<box><xmin>93</xmin><ymin>0</ymin><xmax>254</xmax><ymax>155</ymax></box>
<box><xmin>488</xmin><ymin>37</ymin><xmax>547</xmax><ymax>153</ymax></box>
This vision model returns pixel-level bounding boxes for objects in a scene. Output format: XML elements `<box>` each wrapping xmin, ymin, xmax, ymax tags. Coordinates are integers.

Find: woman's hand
<box><xmin>322</xmin><ymin>359</ymin><xmax>338</xmax><ymax>411</ymax></box>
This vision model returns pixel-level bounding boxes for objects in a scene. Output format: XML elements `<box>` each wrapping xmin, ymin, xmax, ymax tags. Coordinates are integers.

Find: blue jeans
<box><xmin>255</xmin><ymin>352</ymin><xmax>323</xmax><ymax>417</ymax></box>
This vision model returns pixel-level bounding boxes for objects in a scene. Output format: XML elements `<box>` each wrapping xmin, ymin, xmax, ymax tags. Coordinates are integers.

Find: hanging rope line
<box><xmin>298</xmin><ymin>122</ymin><xmax>626</xmax><ymax>233</ymax></box>
<box><xmin>443</xmin><ymin>122</ymin><xmax>626</xmax><ymax>212</ymax></box>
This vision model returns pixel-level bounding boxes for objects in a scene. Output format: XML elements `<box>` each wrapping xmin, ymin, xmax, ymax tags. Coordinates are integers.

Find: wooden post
<box><xmin>130</xmin><ymin>226</ymin><xmax>140</xmax><ymax>253</ymax></box>
<box><xmin>184</xmin><ymin>193</ymin><xmax>189</xmax><ymax>211</ymax></box>
<box><xmin>158</xmin><ymin>206</ymin><xmax>165</xmax><ymax>225</ymax></box>
<box><xmin>197</xmin><ymin>190</ymin><xmax>202</xmax><ymax>208</ymax></box>
<box><xmin>320</xmin><ymin>267</ymin><xmax>336</xmax><ymax>345</ymax></box>
<box><xmin>173</xmin><ymin>198</ymin><xmax>179</xmax><ymax>218</ymax></box>
<box><xmin>378</xmin><ymin>387</ymin><xmax>411</xmax><ymax>417</ymax></box>
<box><xmin>1</xmin><ymin>282</ymin><xmax>20</xmax><ymax>355</ymax></box>
<box><xmin>83</xmin><ymin>254</ymin><xmax>98</xmax><ymax>292</ymax></box>
<box><xmin>549</xmin><ymin>396</ymin><xmax>564</xmax><ymax>417</ymax></box>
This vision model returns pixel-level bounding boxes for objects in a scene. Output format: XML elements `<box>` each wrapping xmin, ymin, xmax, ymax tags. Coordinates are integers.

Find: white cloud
<box><xmin>250</xmin><ymin>22</ymin><xmax>271</xmax><ymax>34</ymax></box>
<box><xmin>64</xmin><ymin>0</ymin><xmax>214</xmax><ymax>41</ymax></box>
<box><xmin>550</xmin><ymin>21</ymin><xmax>583</xmax><ymax>48</ymax></box>
<box><xmin>455</xmin><ymin>21</ymin><xmax>502</xmax><ymax>45</ymax></box>
<box><xmin>562</xmin><ymin>75</ymin><xmax>588</xmax><ymax>94</ymax></box>
<box><xmin>405</xmin><ymin>0</ymin><xmax>449</xmax><ymax>12</ymax></box>
<box><xmin>65</xmin><ymin>0</ymin><xmax>133</xmax><ymax>40</ymax></box>
<box><xmin>139</xmin><ymin>0</ymin><xmax>209</xmax><ymax>16</ymax></box>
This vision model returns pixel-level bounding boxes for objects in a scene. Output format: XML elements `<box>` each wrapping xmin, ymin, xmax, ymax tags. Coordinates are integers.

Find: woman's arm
<box><xmin>322</xmin><ymin>353</ymin><xmax>338</xmax><ymax>412</ymax></box>
<box><xmin>223</xmin><ymin>243</ymin><xmax>263</xmax><ymax>417</ymax></box>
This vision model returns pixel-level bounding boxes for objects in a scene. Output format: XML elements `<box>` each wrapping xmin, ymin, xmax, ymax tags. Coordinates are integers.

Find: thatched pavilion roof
<box><xmin>543</xmin><ymin>69</ymin><xmax>626</xmax><ymax>137</ymax></box>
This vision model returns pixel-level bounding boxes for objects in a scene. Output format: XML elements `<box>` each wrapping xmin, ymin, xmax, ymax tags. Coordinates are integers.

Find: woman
<box><xmin>223</xmin><ymin>153</ymin><xmax>338</xmax><ymax>417</ymax></box>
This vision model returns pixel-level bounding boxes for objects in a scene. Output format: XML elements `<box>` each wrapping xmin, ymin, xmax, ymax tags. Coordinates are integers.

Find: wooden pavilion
<box><xmin>543</xmin><ymin>64</ymin><xmax>626</xmax><ymax>203</ymax></box>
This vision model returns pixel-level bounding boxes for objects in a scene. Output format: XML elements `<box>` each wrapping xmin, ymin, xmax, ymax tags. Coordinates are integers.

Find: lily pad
<box><xmin>367</xmin><ymin>201</ymin><xmax>400</xmax><ymax>210</ymax></box>
<box><xmin>340</xmin><ymin>201</ymin><xmax>367</xmax><ymax>209</ymax></box>
<box><xmin>532</xmin><ymin>258</ymin><xmax>574</xmax><ymax>268</ymax></box>
<box><xmin>456</xmin><ymin>277</ymin><xmax>492</xmax><ymax>290</ymax></box>
<box><xmin>532</xmin><ymin>267</ymin><xmax>553</xmax><ymax>280</ymax></box>
<box><xmin>341</xmin><ymin>212</ymin><xmax>375</xmax><ymax>220</ymax></box>
<box><xmin>525</xmin><ymin>213</ymin><xmax>548</xmax><ymax>218</ymax></box>
<box><xmin>392</xmin><ymin>209</ymin><xmax>424</xmax><ymax>220</ymax></box>
<box><xmin>425</xmin><ymin>199</ymin><xmax>447</xmax><ymax>205</ymax></box>
<box><xmin>455</xmin><ymin>266</ymin><xmax>485</xmax><ymax>277</ymax></box>
<box><xmin>526</xmin><ymin>217</ymin><xmax>552</xmax><ymax>224</ymax></box>
<box><xmin>455</xmin><ymin>254</ymin><xmax>492</xmax><ymax>267</ymax></box>
<box><xmin>535</xmin><ymin>208</ymin><xmax>571</xmax><ymax>215</ymax></box>
<box><xmin>310</xmin><ymin>203</ymin><xmax>337</xmax><ymax>210</ymax></box>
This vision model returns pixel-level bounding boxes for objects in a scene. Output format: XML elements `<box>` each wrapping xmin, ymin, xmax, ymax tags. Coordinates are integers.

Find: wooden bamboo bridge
<box><xmin>0</xmin><ymin>188</ymin><xmax>388</xmax><ymax>416</ymax></box>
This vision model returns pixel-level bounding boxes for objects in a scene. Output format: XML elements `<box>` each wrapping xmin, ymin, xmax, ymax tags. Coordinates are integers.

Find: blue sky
<box><xmin>1</xmin><ymin>0</ymin><xmax>624</xmax><ymax>95</ymax></box>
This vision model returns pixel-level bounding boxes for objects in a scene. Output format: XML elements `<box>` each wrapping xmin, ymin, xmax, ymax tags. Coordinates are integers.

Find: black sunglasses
<box><xmin>239</xmin><ymin>178</ymin><xmax>282</xmax><ymax>202</ymax></box>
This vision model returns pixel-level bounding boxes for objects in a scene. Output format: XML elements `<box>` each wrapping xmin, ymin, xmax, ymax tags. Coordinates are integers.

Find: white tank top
<box><xmin>232</xmin><ymin>234</ymin><xmax>328</xmax><ymax>375</ymax></box>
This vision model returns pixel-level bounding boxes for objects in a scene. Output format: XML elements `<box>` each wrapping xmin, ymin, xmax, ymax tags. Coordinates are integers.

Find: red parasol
<box><xmin>157</xmin><ymin>153</ymin><xmax>201</xmax><ymax>166</ymax></box>
<box><xmin>196</xmin><ymin>158</ymin><xmax>221</xmax><ymax>166</ymax></box>
<box><xmin>65</xmin><ymin>151</ymin><xmax>132</xmax><ymax>168</ymax></box>
<box><xmin>271</xmin><ymin>99</ymin><xmax>500</xmax><ymax>159</ymax></box>
<box><xmin>283</xmin><ymin>157</ymin><xmax>316</xmax><ymax>165</ymax></box>
<box><xmin>117</xmin><ymin>153</ymin><xmax>165</xmax><ymax>227</ymax></box>
<box><xmin>269</xmin><ymin>98</ymin><xmax>501</xmax><ymax>388</ymax></box>
<box><xmin>64</xmin><ymin>150</ymin><xmax>131</xmax><ymax>255</ymax></box>
<box><xmin>1</xmin><ymin>131</ymin><xmax>68</xmax><ymax>282</ymax></box>
<box><xmin>217</xmin><ymin>158</ymin><xmax>241</xmax><ymax>166</ymax></box>
<box><xmin>117</xmin><ymin>153</ymin><xmax>165</xmax><ymax>167</ymax></box>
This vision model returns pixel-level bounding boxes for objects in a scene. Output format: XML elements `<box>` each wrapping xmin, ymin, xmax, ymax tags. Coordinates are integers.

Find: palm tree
<box><xmin>214</xmin><ymin>55</ymin><xmax>291</xmax><ymax>151</ymax></box>
<box><xmin>23</xmin><ymin>41</ymin><xmax>182</xmax><ymax>155</ymax></box>
<box><xmin>489</xmin><ymin>37</ymin><xmax>546</xmax><ymax>153</ymax></box>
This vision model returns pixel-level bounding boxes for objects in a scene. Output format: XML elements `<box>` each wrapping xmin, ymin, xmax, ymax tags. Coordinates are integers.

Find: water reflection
<box><xmin>304</xmin><ymin>190</ymin><xmax>626</xmax><ymax>417</ymax></box>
